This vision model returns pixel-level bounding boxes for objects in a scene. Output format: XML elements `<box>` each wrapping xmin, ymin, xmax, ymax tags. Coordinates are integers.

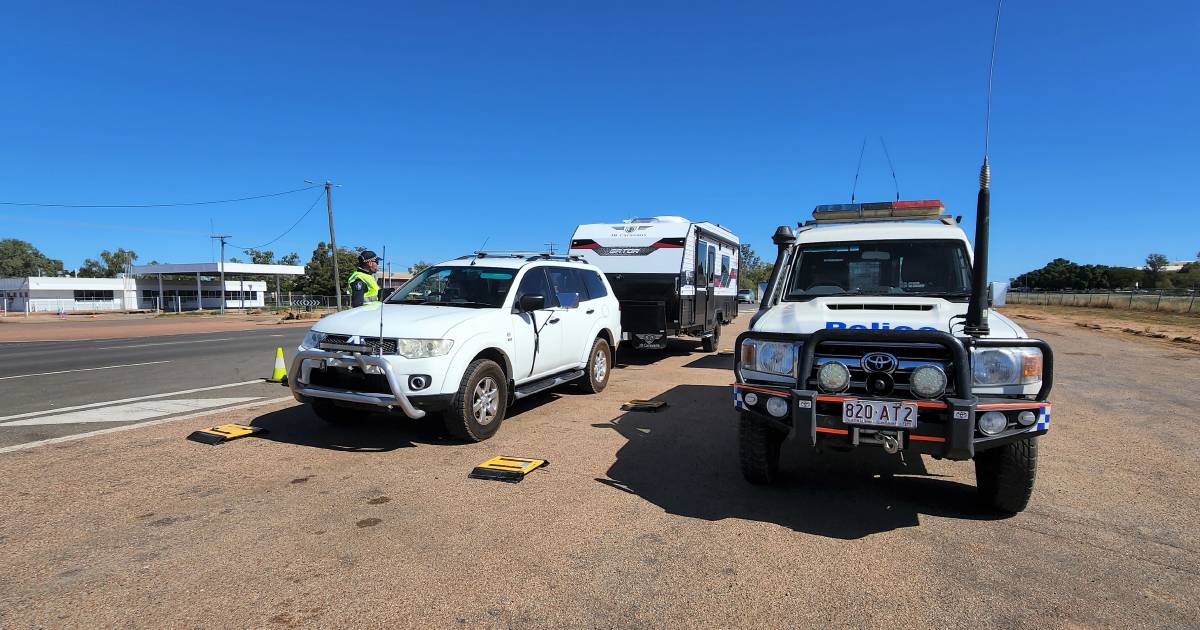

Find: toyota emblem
<box><xmin>861</xmin><ymin>352</ymin><xmax>898</xmax><ymax>373</ymax></box>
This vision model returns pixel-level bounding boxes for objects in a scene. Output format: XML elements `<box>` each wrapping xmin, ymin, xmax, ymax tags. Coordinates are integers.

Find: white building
<box><xmin>0</xmin><ymin>262</ymin><xmax>304</xmax><ymax>314</ymax></box>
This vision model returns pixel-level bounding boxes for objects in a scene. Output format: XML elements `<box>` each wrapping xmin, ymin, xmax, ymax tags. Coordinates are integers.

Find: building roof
<box><xmin>131</xmin><ymin>262</ymin><xmax>305</xmax><ymax>276</ymax></box>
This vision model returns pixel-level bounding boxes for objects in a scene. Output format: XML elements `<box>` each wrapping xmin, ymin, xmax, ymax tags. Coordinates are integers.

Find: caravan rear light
<box><xmin>650</xmin><ymin>238</ymin><xmax>685</xmax><ymax>249</ymax></box>
<box><xmin>570</xmin><ymin>239</ymin><xmax>599</xmax><ymax>250</ymax></box>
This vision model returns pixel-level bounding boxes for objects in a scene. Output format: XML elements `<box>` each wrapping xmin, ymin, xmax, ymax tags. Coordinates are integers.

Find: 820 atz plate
<box><xmin>842</xmin><ymin>400</ymin><xmax>918</xmax><ymax>429</ymax></box>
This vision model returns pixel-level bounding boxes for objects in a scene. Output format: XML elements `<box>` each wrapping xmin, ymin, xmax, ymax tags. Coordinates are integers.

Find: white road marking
<box><xmin>0</xmin><ymin>397</ymin><xmax>260</xmax><ymax>426</ymax></box>
<box><xmin>96</xmin><ymin>336</ymin><xmax>280</xmax><ymax>350</ymax></box>
<box><xmin>0</xmin><ymin>396</ymin><xmax>294</xmax><ymax>454</ymax></box>
<box><xmin>0</xmin><ymin>379</ymin><xmax>267</xmax><ymax>422</ymax></box>
<box><xmin>0</xmin><ymin>360</ymin><xmax>171</xmax><ymax>381</ymax></box>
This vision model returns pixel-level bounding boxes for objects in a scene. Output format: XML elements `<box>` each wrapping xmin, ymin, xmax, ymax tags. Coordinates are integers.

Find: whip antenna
<box><xmin>879</xmin><ymin>137</ymin><xmax>901</xmax><ymax>201</ymax></box>
<box><xmin>965</xmin><ymin>0</ymin><xmax>1003</xmax><ymax>338</ymax></box>
<box><xmin>849</xmin><ymin>136</ymin><xmax>867</xmax><ymax>202</ymax></box>
<box><xmin>377</xmin><ymin>245</ymin><xmax>386</xmax><ymax>354</ymax></box>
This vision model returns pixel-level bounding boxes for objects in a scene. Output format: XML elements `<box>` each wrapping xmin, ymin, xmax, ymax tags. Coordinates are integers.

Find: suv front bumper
<box><xmin>290</xmin><ymin>349</ymin><xmax>427</xmax><ymax>419</ymax></box>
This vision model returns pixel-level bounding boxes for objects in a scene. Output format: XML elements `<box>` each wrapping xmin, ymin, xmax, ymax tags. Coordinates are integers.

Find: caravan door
<box><xmin>693</xmin><ymin>238</ymin><xmax>716</xmax><ymax>328</ymax></box>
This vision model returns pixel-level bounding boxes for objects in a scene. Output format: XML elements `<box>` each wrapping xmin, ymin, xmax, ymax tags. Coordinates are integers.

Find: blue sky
<box><xmin>2</xmin><ymin>1</ymin><xmax>1196</xmax><ymax>280</ymax></box>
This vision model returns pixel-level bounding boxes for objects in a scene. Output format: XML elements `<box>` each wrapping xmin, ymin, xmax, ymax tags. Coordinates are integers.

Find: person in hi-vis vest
<box><xmin>347</xmin><ymin>250</ymin><xmax>382</xmax><ymax>307</ymax></box>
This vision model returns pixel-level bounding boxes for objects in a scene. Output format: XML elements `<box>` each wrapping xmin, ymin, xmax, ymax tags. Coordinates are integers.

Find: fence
<box><xmin>1007</xmin><ymin>290</ymin><xmax>1198</xmax><ymax>314</ymax></box>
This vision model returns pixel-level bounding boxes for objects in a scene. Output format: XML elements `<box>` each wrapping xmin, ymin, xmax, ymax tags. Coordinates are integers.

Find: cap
<box><xmin>358</xmin><ymin>250</ymin><xmax>382</xmax><ymax>264</ymax></box>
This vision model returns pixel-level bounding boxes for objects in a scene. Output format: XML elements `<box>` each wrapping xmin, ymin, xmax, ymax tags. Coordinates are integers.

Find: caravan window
<box><xmin>696</xmin><ymin>241</ymin><xmax>710</xmax><ymax>282</ymax></box>
<box><xmin>720</xmin><ymin>255</ymin><xmax>731</xmax><ymax>288</ymax></box>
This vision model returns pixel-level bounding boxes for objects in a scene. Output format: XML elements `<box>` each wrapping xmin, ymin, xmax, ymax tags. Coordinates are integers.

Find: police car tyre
<box><xmin>738</xmin><ymin>411</ymin><xmax>783</xmax><ymax>485</ymax></box>
<box><xmin>702</xmin><ymin>322</ymin><xmax>721</xmax><ymax>353</ymax></box>
<box><xmin>974</xmin><ymin>437</ymin><xmax>1038</xmax><ymax>514</ymax></box>
<box><xmin>444</xmin><ymin>359</ymin><xmax>508</xmax><ymax>442</ymax></box>
<box><xmin>578</xmin><ymin>337</ymin><xmax>611</xmax><ymax>394</ymax></box>
<box><xmin>310</xmin><ymin>399</ymin><xmax>367</xmax><ymax>424</ymax></box>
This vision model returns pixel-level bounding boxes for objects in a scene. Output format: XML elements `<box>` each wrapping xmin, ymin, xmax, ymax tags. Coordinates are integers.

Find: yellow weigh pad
<box><xmin>186</xmin><ymin>423</ymin><xmax>266</xmax><ymax>445</ymax></box>
<box><xmin>468</xmin><ymin>456</ymin><xmax>549</xmax><ymax>483</ymax></box>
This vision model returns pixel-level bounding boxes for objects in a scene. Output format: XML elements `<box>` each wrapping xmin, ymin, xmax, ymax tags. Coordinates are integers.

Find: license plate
<box><xmin>841</xmin><ymin>399</ymin><xmax>918</xmax><ymax>429</ymax></box>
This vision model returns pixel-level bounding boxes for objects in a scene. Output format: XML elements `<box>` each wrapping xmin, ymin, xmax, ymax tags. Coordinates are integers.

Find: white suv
<box><xmin>290</xmin><ymin>254</ymin><xmax>622</xmax><ymax>441</ymax></box>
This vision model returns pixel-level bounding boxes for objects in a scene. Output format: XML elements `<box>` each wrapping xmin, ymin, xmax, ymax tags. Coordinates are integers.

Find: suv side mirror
<box><xmin>518</xmin><ymin>294</ymin><xmax>546</xmax><ymax>312</ymax></box>
<box><xmin>557</xmin><ymin>292</ymin><xmax>580</xmax><ymax>309</ymax></box>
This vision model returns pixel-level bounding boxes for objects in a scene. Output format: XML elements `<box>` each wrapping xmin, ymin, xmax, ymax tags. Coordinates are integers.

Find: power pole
<box><xmin>307</xmin><ymin>179</ymin><xmax>343</xmax><ymax>309</ymax></box>
<box><xmin>211</xmin><ymin>235</ymin><xmax>231</xmax><ymax>314</ymax></box>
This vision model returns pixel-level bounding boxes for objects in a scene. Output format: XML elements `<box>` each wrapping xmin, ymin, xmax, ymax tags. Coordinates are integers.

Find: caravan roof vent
<box><xmin>624</xmin><ymin>215</ymin><xmax>689</xmax><ymax>224</ymax></box>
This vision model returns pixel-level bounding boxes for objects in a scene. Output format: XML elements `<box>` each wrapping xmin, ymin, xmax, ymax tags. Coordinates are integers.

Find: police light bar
<box><xmin>812</xmin><ymin>200</ymin><xmax>945</xmax><ymax>221</ymax></box>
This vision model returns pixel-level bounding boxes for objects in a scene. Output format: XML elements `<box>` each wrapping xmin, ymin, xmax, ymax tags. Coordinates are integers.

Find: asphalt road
<box><xmin>0</xmin><ymin>327</ymin><xmax>306</xmax><ymax>448</ymax></box>
<box><xmin>0</xmin><ymin>309</ymin><xmax>1197</xmax><ymax>628</ymax></box>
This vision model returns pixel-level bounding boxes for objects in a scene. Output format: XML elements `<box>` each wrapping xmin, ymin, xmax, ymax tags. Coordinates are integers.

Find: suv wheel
<box><xmin>310</xmin><ymin>399</ymin><xmax>369</xmax><ymax>424</ymax></box>
<box><xmin>444</xmin><ymin>359</ymin><xmax>508</xmax><ymax>442</ymax></box>
<box><xmin>974</xmin><ymin>437</ymin><xmax>1038</xmax><ymax>514</ymax></box>
<box><xmin>738</xmin><ymin>412</ymin><xmax>783</xmax><ymax>484</ymax></box>
<box><xmin>579</xmin><ymin>337</ymin><xmax>611</xmax><ymax>394</ymax></box>
<box><xmin>701</xmin><ymin>322</ymin><xmax>721</xmax><ymax>352</ymax></box>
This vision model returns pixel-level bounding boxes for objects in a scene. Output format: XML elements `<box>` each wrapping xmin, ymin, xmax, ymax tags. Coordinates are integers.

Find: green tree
<box><xmin>408</xmin><ymin>260</ymin><xmax>432</xmax><ymax>274</ymax></box>
<box><xmin>1143</xmin><ymin>253</ymin><xmax>1170</xmax><ymax>288</ymax></box>
<box><xmin>294</xmin><ymin>241</ymin><xmax>361</xmax><ymax>296</ymax></box>
<box><xmin>0</xmin><ymin>239</ymin><xmax>65</xmax><ymax>277</ymax></box>
<box><xmin>736</xmin><ymin>243</ymin><xmax>773</xmax><ymax>291</ymax></box>
<box><xmin>78</xmin><ymin>248</ymin><xmax>138</xmax><ymax>277</ymax></box>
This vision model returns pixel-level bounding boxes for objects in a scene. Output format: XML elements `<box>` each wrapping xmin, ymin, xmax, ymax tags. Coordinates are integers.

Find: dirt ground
<box><xmin>1000</xmin><ymin>304</ymin><xmax>1200</xmax><ymax>352</ymax></box>
<box><xmin>1</xmin><ymin>315</ymin><xmax>1197</xmax><ymax>628</ymax></box>
<box><xmin>0</xmin><ymin>312</ymin><xmax>317</xmax><ymax>342</ymax></box>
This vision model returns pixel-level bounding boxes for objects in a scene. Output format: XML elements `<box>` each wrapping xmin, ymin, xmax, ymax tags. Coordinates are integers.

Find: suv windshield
<box><xmin>386</xmin><ymin>266</ymin><xmax>516</xmax><ymax>308</ymax></box>
<box><xmin>783</xmin><ymin>239</ymin><xmax>972</xmax><ymax>300</ymax></box>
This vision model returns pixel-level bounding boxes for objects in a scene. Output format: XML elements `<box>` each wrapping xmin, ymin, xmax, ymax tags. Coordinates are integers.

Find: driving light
<box><xmin>816</xmin><ymin>362</ymin><xmax>851</xmax><ymax>393</ymax></box>
<box><xmin>909</xmin><ymin>365</ymin><xmax>947</xmax><ymax>399</ymax></box>
<box><xmin>395</xmin><ymin>338</ymin><xmax>454</xmax><ymax>359</ymax></box>
<box><xmin>765</xmin><ymin>397</ymin><xmax>789</xmax><ymax>418</ymax></box>
<box><xmin>1017</xmin><ymin>410</ymin><xmax>1037</xmax><ymax>426</ymax></box>
<box><xmin>978</xmin><ymin>411</ymin><xmax>1007</xmax><ymax>435</ymax></box>
<box><xmin>301</xmin><ymin>329</ymin><xmax>323</xmax><ymax>349</ymax></box>
<box><xmin>743</xmin><ymin>392</ymin><xmax>759</xmax><ymax>406</ymax></box>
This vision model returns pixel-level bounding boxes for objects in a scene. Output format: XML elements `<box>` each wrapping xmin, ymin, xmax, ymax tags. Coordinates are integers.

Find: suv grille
<box><xmin>804</xmin><ymin>341</ymin><xmax>956</xmax><ymax>400</ymax></box>
<box><xmin>320</xmin><ymin>334</ymin><xmax>398</xmax><ymax>355</ymax></box>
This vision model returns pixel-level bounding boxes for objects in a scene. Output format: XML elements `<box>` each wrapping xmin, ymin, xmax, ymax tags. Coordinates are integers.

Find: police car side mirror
<box><xmin>988</xmin><ymin>282</ymin><xmax>1008</xmax><ymax>307</ymax></box>
<box><xmin>519</xmin><ymin>294</ymin><xmax>546</xmax><ymax>312</ymax></box>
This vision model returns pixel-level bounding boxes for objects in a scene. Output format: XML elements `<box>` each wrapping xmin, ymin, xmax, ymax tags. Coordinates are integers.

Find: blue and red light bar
<box><xmin>812</xmin><ymin>199</ymin><xmax>944</xmax><ymax>220</ymax></box>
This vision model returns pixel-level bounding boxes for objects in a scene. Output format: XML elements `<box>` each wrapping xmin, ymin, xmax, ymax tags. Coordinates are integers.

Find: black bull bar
<box><xmin>735</xmin><ymin>328</ymin><xmax>1054</xmax><ymax>460</ymax></box>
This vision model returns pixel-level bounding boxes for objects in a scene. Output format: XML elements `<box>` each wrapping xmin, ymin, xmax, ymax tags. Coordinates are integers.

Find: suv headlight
<box><xmin>972</xmin><ymin>347</ymin><xmax>1042</xmax><ymax>386</ymax></box>
<box><xmin>301</xmin><ymin>329</ymin><xmax>323</xmax><ymax>349</ymax></box>
<box><xmin>740</xmin><ymin>338</ymin><xmax>797</xmax><ymax>376</ymax></box>
<box><xmin>396</xmin><ymin>338</ymin><xmax>454</xmax><ymax>359</ymax></box>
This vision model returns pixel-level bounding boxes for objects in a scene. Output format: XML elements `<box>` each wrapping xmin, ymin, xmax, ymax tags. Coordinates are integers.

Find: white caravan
<box><xmin>569</xmin><ymin>216</ymin><xmax>739</xmax><ymax>351</ymax></box>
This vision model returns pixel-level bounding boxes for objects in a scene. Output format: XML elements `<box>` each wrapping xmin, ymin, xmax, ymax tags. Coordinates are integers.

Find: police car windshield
<box><xmin>783</xmin><ymin>240</ymin><xmax>972</xmax><ymax>300</ymax></box>
<box><xmin>386</xmin><ymin>266</ymin><xmax>516</xmax><ymax>308</ymax></box>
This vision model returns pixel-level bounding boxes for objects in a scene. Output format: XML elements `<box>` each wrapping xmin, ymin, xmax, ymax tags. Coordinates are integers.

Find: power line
<box><xmin>0</xmin><ymin>184</ymin><xmax>321</xmax><ymax>209</ymax></box>
<box><xmin>231</xmin><ymin>190</ymin><xmax>326</xmax><ymax>251</ymax></box>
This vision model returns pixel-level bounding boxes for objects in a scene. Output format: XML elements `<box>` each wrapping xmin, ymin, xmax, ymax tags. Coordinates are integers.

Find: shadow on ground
<box><xmin>596</xmin><ymin>384</ymin><xmax>1002</xmax><ymax>539</ymax></box>
<box><xmin>615</xmin><ymin>338</ymin><xmax>704</xmax><ymax>367</ymax></box>
<box><xmin>251</xmin><ymin>390</ymin><xmax>564</xmax><ymax>452</ymax></box>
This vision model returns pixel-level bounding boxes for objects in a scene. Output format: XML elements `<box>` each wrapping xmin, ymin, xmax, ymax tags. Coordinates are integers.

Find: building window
<box><xmin>74</xmin><ymin>290</ymin><xmax>115</xmax><ymax>301</ymax></box>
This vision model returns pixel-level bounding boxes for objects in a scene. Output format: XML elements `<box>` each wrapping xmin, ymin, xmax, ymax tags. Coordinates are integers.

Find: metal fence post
<box><xmin>1189</xmin><ymin>290</ymin><xmax>1196</xmax><ymax>314</ymax></box>
<box><xmin>1155</xmin><ymin>291</ymin><xmax>1163</xmax><ymax>311</ymax></box>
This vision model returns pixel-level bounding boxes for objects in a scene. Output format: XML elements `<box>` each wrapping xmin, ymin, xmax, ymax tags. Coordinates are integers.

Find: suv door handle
<box><xmin>586</xmin><ymin>308</ymin><xmax>595</xmax><ymax>314</ymax></box>
<box><xmin>549</xmin><ymin>317</ymin><xmax>560</xmax><ymax>324</ymax></box>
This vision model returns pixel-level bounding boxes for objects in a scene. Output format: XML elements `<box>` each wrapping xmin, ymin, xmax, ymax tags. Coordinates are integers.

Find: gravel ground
<box><xmin>0</xmin><ymin>314</ymin><xmax>1196</xmax><ymax>628</ymax></box>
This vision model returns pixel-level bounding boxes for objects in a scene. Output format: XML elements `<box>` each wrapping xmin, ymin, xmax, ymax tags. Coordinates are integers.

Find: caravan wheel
<box><xmin>701</xmin><ymin>322</ymin><xmax>721</xmax><ymax>352</ymax></box>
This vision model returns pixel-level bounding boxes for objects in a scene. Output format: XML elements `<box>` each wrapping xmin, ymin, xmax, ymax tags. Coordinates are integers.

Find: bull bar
<box><xmin>289</xmin><ymin>349</ymin><xmax>426</xmax><ymax>419</ymax></box>
<box><xmin>734</xmin><ymin>328</ymin><xmax>1054</xmax><ymax>461</ymax></box>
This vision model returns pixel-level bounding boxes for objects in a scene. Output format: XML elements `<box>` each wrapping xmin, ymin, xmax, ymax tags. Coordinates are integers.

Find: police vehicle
<box><xmin>733</xmin><ymin>198</ymin><xmax>1053</xmax><ymax>513</ymax></box>
<box><xmin>290</xmin><ymin>253</ymin><xmax>622</xmax><ymax>441</ymax></box>
<box><xmin>569</xmin><ymin>216</ymin><xmax>739</xmax><ymax>351</ymax></box>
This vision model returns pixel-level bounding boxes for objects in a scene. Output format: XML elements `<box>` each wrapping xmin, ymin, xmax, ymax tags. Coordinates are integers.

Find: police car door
<box><xmin>510</xmin><ymin>267</ymin><xmax>564</xmax><ymax>381</ymax></box>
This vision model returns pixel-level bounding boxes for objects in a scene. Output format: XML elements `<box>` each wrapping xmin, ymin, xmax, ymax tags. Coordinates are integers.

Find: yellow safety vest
<box><xmin>347</xmin><ymin>270</ymin><xmax>380</xmax><ymax>302</ymax></box>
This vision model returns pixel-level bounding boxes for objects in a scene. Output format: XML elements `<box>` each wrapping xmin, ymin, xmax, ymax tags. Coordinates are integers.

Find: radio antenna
<box><xmin>965</xmin><ymin>0</ymin><xmax>1003</xmax><ymax>338</ymax></box>
<box><xmin>377</xmin><ymin>245</ymin><xmax>386</xmax><ymax>354</ymax></box>
<box><xmin>880</xmin><ymin>137</ymin><xmax>901</xmax><ymax>201</ymax></box>
<box><xmin>849</xmin><ymin>136</ymin><xmax>867</xmax><ymax>202</ymax></box>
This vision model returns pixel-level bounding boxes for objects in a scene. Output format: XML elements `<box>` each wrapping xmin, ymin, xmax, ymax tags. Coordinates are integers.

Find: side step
<box><xmin>514</xmin><ymin>369</ymin><xmax>585</xmax><ymax>400</ymax></box>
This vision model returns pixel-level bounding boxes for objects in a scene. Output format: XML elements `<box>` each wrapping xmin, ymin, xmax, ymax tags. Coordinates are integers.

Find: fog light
<box><xmin>817</xmin><ymin>362</ymin><xmax>851</xmax><ymax>393</ymax></box>
<box><xmin>1017</xmin><ymin>410</ymin><xmax>1037</xmax><ymax>426</ymax></box>
<box><xmin>978</xmin><ymin>411</ymin><xmax>1007</xmax><ymax>435</ymax></box>
<box><xmin>909</xmin><ymin>365</ymin><xmax>947</xmax><ymax>399</ymax></box>
<box><xmin>743</xmin><ymin>392</ymin><xmax>759</xmax><ymax>406</ymax></box>
<box><xmin>765</xmin><ymin>397</ymin><xmax>789</xmax><ymax>418</ymax></box>
<box><xmin>408</xmin><ymin>374</ymin><xmax>430</xmax><ymax>390</ymax></box>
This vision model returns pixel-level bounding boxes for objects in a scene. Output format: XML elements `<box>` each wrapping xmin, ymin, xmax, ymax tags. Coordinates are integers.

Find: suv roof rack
<box><xmin>456</xmin><ymin>251</ymin><xmax>586</xmax><ymax>263</ymax></box>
